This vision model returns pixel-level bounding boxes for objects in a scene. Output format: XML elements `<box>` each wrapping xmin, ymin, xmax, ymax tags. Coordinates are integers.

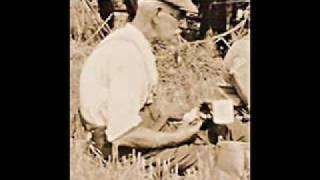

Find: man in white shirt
<box><xmin>79</xmin><ymin>0</ymin><xmax>208</xmax><ymax>174</ymax></box>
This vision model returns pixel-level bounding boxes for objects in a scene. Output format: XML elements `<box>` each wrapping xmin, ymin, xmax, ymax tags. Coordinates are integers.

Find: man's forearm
<box><xmin>113</xmin><ymin>126</ymin><xmax>194</xmax><ymax>149</ymax></box>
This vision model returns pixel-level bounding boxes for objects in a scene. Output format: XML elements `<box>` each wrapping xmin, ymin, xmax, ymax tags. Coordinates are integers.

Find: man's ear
<box><xmin>152</xmin><ymin>7</ymin><xmax>162</xmax><ymax>24</ymax></box>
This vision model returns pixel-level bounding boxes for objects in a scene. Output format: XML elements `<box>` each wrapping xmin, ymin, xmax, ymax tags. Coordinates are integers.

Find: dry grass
<box><xmin>71</xmin><ymin>127</ymin><xmax>219</xmax><ymax>180</ymax></box>
<box><xmin>70</xmin><ymin>0</ymin><xmax>249</xmax><ymax>179</ymax></box>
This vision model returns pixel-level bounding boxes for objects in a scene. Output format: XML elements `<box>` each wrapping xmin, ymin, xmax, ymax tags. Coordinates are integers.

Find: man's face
<box><xmin>152</xmin><ymin>6</ymin><xmax>184</xmax><ymax>45</ymax></box>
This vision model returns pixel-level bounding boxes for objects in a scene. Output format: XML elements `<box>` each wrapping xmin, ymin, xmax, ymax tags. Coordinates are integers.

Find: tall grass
<box><xmin>71</xmin><ymin>126</ymin><xmax>221</xmax><ymax>180</ymax></box>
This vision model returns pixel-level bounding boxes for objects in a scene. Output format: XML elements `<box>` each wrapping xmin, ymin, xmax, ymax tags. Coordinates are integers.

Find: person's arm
<box><xmin>112</xmin><ymin>119</ymin><xmax>203</xmax><ymax>149</ymax></box>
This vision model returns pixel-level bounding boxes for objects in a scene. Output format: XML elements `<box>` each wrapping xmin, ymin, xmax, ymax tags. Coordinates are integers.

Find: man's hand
<box><xmin>182</xmin><ymin>107</ymin><xmax>199</xmax><ymax>123</ymax></box>
<box><xmin>179</xmin><ymin>117</ymin><xmax>203</xmax><ymax>134</ymax></box>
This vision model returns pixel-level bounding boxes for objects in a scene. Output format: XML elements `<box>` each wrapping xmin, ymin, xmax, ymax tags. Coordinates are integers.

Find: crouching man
<box><xmin>79</xmin><ymin>0</ymin><xmax>210</xmax><ymax>175</ymax></box>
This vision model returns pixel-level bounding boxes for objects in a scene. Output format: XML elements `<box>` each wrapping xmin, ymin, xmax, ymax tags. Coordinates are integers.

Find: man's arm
<box><xmin>112</xmin><ymin>119</ymin><xmax>203</xmax><ymax>149</ymax></box>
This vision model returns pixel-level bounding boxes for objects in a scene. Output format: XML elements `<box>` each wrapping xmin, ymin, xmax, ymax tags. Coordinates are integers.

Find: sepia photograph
<box><xmin>70</xmin><ymin>0</ymin><xmax>250</xmax><ymax>179</ymax></box>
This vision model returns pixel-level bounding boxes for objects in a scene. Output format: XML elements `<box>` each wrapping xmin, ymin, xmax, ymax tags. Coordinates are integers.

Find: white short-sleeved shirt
<box><xmin>80</xmin><ymin>24</ymin><xmax>158</xmax><ymax>142</ymax></box>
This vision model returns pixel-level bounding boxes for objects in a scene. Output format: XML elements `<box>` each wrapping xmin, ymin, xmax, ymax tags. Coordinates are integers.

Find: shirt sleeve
<box><xmin>104</xmin><ymin>41</ymin><xmax>147</xmax><ymax>142</ymax></box>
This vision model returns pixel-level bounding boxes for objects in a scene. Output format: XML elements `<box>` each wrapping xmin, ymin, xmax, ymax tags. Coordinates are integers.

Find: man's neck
<box><xmin>131</xmin><ymin>20</ymin><xmax>156</xmax><ymax>42</ymax></box>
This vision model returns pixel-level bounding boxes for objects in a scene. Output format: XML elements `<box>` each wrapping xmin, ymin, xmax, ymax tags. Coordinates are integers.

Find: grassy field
<box><xmin>70</xmin><ymin>0</ymin><xmax>249</xmax><ymax>179</ymax></box>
